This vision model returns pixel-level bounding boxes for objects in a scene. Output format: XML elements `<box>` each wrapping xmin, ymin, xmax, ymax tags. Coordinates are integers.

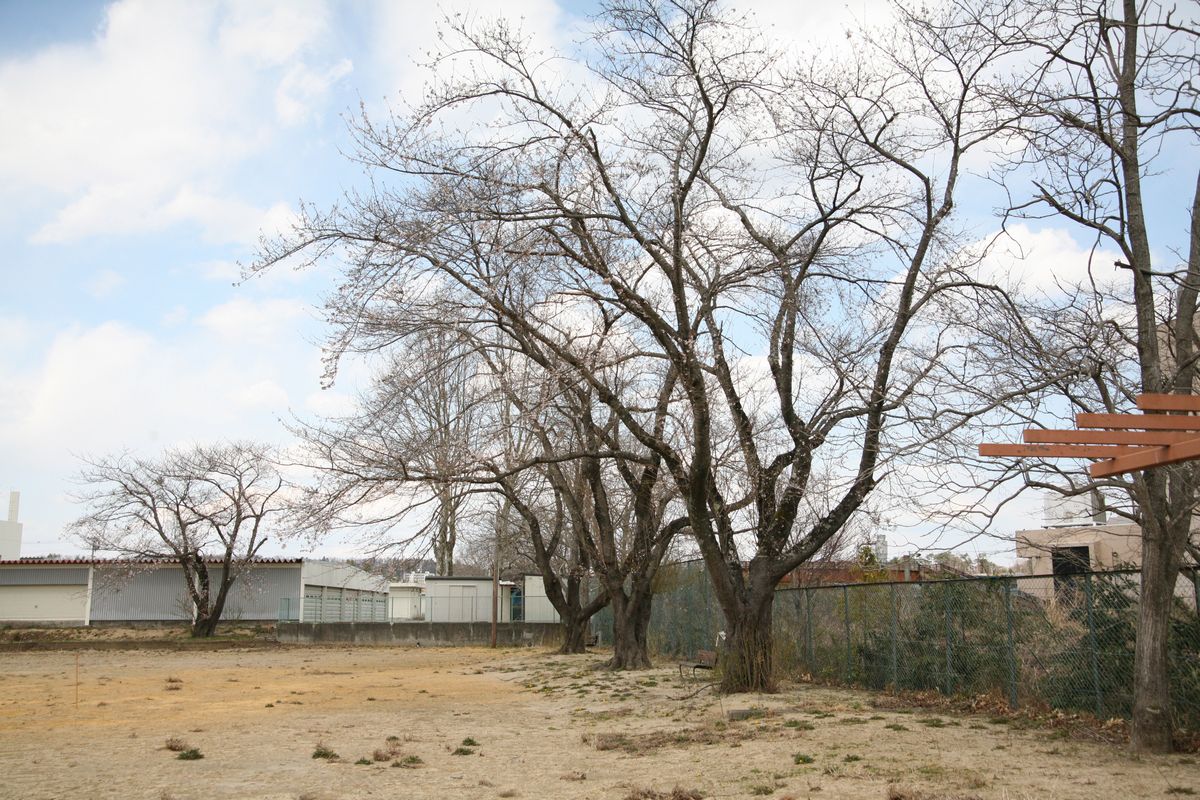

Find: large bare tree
<box><xmin>948</xmin><ymin>0</ymin><xmax>1200</xmax><ymax>752</ymax></box>
<box><xmin>256</xmin><ymin>0</ymin><xmax>1017</xmax><ymax>689</ymax></box>
<box><xmin>71</xmin><ymin>442</ymin><xmax>285</xmax><ymax>637</ymax></box>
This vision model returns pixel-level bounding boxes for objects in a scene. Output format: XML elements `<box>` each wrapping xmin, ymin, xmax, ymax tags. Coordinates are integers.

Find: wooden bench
<box><xmin>679</xmin><ymin>649</ymin><xmax>718</xmax><ymax>679</ymax></box>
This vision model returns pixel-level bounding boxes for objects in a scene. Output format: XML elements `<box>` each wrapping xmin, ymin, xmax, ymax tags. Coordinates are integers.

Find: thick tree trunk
<box><xmin>601</xmin><ymin>588</ymin><xmax>652</xmax><ymax>670</ymax></box>
<box><xmin>1131</xmin><ymin>514</ymin><xmax>1184</xmax><ymax>752</ymax></box>
<box><xmin>192</xmin><ymin>609</ymin><xmax>219</xmax><ymax>637</ymax></box>
<box><xmin>558</xmin><ymin>614</ymin><xmax>590</xmax><ymax>654</ymax></box>
<box><xmin>720</xmin><ymin>585</ymin><xmax>776</xmax><ymax>693</ymax></box>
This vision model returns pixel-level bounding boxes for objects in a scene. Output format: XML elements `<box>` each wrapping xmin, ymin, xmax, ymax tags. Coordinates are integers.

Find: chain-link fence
<box><xmin>597</xmin><ymin>562</ymin><xmax>1200</xmax><ymax>730</ymax></box>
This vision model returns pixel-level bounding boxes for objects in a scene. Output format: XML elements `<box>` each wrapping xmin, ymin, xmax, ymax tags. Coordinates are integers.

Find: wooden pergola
<box><xmin>979</xmin><ymin>394</ymin><xmax>1200</xmax><ymax>478</ymax></box>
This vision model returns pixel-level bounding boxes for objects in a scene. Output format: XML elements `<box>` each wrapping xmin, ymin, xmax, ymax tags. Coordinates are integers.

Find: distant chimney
<box><xmin>874</xmin><ymin>534</ymin><xmax>889</xmax><ymax>565</ymax></box>
<box><xmin>0</xmin><ymin>491</ymin><xmax>22</xmax><ymax>560</ymax></box>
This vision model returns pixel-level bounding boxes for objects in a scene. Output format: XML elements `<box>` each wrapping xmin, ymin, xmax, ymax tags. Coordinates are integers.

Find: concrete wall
<box><xmin>276</xmin><ymin>620</ymin><xmax>561</xmax><ymax>647</ymax></box>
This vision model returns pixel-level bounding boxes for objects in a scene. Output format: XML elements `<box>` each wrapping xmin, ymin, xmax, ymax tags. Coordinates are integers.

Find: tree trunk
<box><xmin>1131</xmin><ymin>513</ymin><xmax>1184</xmax><ymax>752</ymax></box>
<box><xmin>192</xmin><ymin>608</ymin><xmax>219</xmax><ymax>637</ymax></box>
<box><xmin>558</xmin><ymin>613</ymin><xmax>590</xmax><ymax>654</ymax></box>
<box><xmin>720</xmin><ymin>585</ymin><xmax>776</xmax><ymax>693</ymax></box>
<box><xmin>601</xmin><ymin>588</ymin><xmax>652</xmax><ymax>670</ymax></box>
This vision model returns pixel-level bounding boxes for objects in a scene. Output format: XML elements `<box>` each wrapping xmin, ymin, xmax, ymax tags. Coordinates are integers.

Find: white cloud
<box><xmin>199</xmin><ymin>296</ymin><xmax>311</xmax><ymax>344</ymax></box>
<box><xmin>0</xmin><ymin>0</ymin><xmax>348</xmax><ymax>245</ymax></box>
<box><xmin>974</xmin><ymin>224</ymin><xmax>1121</xmax><ymax>296</ymax></box>
<box><xmin>87</xmin><ymin>268</ymin><xmax>125</xmax><ymax>299</ymax></box>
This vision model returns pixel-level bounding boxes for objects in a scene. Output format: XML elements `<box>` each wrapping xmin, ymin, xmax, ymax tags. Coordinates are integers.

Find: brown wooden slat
<box><xmin>1136</xmin><ymin>394</ymin><xmax>1200</xmax><ymax>412</ymax></box>
<box><xmin>1090</xmin><ymin>435</ymin><xmax>1200</xmax><ymax>478</ymax></box>
<box><xmin>1076</xmin><ymin>413</ymin><xmax>1200</xmax><ymax>431</ymax></box>
<box><xmin>1023</xmin><ymin>429</ymin><xmax>1193</xmax><ymax>446</ymax></box>
<box><xmin>979</xmin><ymin>443</ymin><xmax>1147</xmax><ymax>459</ymax></box>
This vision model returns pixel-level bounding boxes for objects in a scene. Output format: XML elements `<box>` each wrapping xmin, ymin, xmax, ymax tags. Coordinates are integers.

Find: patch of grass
<box><xmin>498</xmin><ymin>791</ymin><xmax>518</xmax><ymax>798</ymax></box>
<box><xmin>748</xmin><ymin>785</ymin><xmax>776</xmax><ymax>796</ymax></box>
<box><xmin>987</xmin><ymin>716</ymin><xmax>1011</xmax><ymax>725</ymax></box>
<box><xmin>394</xmin><ymin>755</ymin><xmax>423</xmax><ymax>768</ymax></box>
<box><xmin>312</xmin><ymin>743</ymin><xmax>338</xmax><ymax>760</ymax></box>
<box><xmin>784</xmin><ymin>720</ymin><xmax>815</xmax><ymax>731</ymax></box>
<box><xmin>164</xmin><ymin>737</ymin><xmax>188</xmax><ymax>752</ymax></box>
<box><xmin>176</xmin><ymin>749</ymin><xmax>203</xmax><ymax>761</ymax></box>
<box><xmin>452</xmin><ymin>746</ymin><xmax>475</xmax><ymax>756</ymax></box>
<box><xmin>354</xmin><ymin>757</ymin><xmax>372</xmax><ymax>765</ymax></box>
<box><xmin>372</xmin><ymin>749</ymin><xmax>391</xmax><ymax>762</ymax></box>
<box><xmin>884</xmin><ymin>723</ymin><xmax>909</xmax><ymax>731</ymax></box>
<box><xmin>1165</xmin><ymin>788</ymin><xmax>1195</xmax><ymax>796</ymax></box>
<box><xmin>264</xmin><ymin>703</ymin><xmax>274</xmax><ymax>708</ymax></box>
<box><xmin>838</xmin><ymin>717</ymin><xmax>868</xmax><ymax>725</ymax></box>
<box><xmin>916</xmin><ymin>717</ymin><xmax>947</xmax><ymax>728</ymax></box>
<box><xmin>793</xmin><ymin>753</ymin><xmax>815</xmax><ymax>765</ymax></box>
<box><xmin>842</xmin><ymin>755</ymin><xmax>862</xmax><ymax>763</ymax></box>
<box><xmin>462</xmin><ymin>737</ymin><xmax>480</xmax><ymax>747</ymax></box>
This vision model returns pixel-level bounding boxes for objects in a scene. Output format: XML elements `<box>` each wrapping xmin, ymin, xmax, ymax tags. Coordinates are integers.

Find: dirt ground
<box><xmin>0</xmin><ymin>644</ymin><xmax>1194</xmax><ymax>800</ymax></box>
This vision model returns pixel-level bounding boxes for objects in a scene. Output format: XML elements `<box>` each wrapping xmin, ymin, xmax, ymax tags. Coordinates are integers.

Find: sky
<box><xmin>0</xmin><ymin>0</ymin><xmax>1191</xmax><ymax>564</ymax></box>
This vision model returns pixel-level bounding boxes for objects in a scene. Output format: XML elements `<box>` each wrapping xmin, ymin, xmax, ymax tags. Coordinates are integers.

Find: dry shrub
<box><xmin>624</xmin><ymin>788</ymin><xmax>704</xmax><ymax>800</ymax></box>
<box><xmin>164</xmin><ymin>737</ymin><xmax>188</xmax><ymax>752</ymax></box>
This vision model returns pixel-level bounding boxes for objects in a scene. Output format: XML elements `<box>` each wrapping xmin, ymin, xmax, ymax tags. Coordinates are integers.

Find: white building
<box><xmin>423</xmin><ymin>576</ymin><xmax>514</xmax><ymax>623</ymax></box>
<box><xmin>520</xmin><ymin>574</ymin><xmax>561</xmax><ymax>623</ymax></box>
<box><xmin>389</xmin><ymin>580</ymin><xmax>425</xmax><ymax>620</ymax></box>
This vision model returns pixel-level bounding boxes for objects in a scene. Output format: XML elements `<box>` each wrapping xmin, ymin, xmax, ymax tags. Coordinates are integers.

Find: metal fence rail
<box><xmin>602</xmin><ymin>563</ymin><xmax>1200</xmax><ymax>730</ymax></box>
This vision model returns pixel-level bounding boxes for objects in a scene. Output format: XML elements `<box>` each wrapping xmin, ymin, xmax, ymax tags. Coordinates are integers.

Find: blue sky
<box><xmin>1</xmin><ymin>0</ymin><xmax>1192</xmax><ymax>563</ymax></box>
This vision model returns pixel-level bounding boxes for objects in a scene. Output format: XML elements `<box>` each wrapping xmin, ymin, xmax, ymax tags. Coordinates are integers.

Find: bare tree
<box><xmin>70</xmin><ymin>442</ymin><xmax>285</xmax><ymax>637</ymax></box>
<box><xmin>289</xmin><ymin>329</ymin><xmax>484</xmax><ymax>575</ymax></box>
<box><xmin>946</xmin><ymin>0</ymin><xmax>1200</xmax><ymax>752</ymax></box>
<box><xmin>254</xmin><ymin>0</ymin><xmax>1016</xmax><ymax>688</ymax></box>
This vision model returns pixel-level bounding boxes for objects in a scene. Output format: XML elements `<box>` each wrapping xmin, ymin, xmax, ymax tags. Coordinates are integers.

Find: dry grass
<box><xmin>624</xmin><ymin>787</ymin><xmax>704</xmax><ymax>800</ymax></box>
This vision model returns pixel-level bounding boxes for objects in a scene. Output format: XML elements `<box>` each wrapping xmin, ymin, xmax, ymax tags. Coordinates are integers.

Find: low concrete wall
<box><xmin>275</xmin><ymin>620</ymin><xmax>562</xmax><ymax>647</ymax></box>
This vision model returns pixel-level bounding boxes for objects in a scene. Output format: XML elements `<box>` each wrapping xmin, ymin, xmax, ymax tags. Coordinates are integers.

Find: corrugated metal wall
<box><xmin>302</xmin><ymin>584</ymin><xmax>387</xmax><ymax>622</ymax></box>
<box><xmin>90</xmin><ymin>565</ymin><xmax>302</xmax><ymax>621</ymax></box>
<box><xmin>0</xmin><ymin>567</ymin><xmax>89</xmax><ymax>586</ymax></box>
<box><xmin>91</xmin><ymin>566</ymin><xmax>190</xmax><ymax>620</ymax></box>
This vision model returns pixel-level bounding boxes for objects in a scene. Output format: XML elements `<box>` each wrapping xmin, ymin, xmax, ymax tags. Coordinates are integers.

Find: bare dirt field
<box><xmin>0</xmin><ymin>643</ymin><xmax>1194</xmax><ymax>800</ymax></box>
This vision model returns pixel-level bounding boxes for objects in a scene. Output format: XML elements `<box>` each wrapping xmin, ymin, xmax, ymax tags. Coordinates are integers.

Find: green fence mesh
<box><xmin>594</xmin><ymin>563</ymin><xmax>1200</xmax><ymax>730</ymax></box>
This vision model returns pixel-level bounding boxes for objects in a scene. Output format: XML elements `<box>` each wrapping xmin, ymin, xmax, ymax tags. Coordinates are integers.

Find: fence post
<box><xmin>804</xmin><ymin>588</ymin><xmax>814</xmax><ymax>672</ymax></box>
<box><xmin>1192</xmin><ymin>567</ymin><xmax>1199</xmax><ymax>619</ymax></box>
<box><xmin>1084</xmin><ymin>573</ymin><xmax>1104</xmax><ymax>718</ymax></box>
<box><xmin>1004</xmin><ymin>578</ymin><xmax>1018</xmax><ymax>709</ymax></box>
<box><xmin>889</xmin><ymin>582</ymin><xmax>899</xmax><ymax>692</ymax></box>
<box><xmin>943</xmin><ymin>584</ymin><xmax>953</xmax><ymax>695</ymax></box>
<box><xmin>843</xmin><ymin>584</ymin><xmax>852</xmax><ymax>683</ymax></box>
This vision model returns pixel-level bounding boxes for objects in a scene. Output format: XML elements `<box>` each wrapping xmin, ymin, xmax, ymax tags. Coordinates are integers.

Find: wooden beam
<box><xmin>1076</xmin><ymin>413</ymin><xmax>1200</xmax><ymax>431</ymax></box>
<box><xmin>1090</xmin><ymin>435</ymin><xmax>1200</xmax><ymax>478</ymax></box>
<box><xmin>979</xmin><ymin>443</ymin><xmax>1148</xmax><ymax>459</ymax></box>
<box><xmin>1136</xmin><ymin>394</ymin><xmax>1200</xmax><ymax>412</ymax></box>
<box><xmin>1024</xmin><ymin>429</ymin><xmax>1193</xmax><ymax>446</ymax></box>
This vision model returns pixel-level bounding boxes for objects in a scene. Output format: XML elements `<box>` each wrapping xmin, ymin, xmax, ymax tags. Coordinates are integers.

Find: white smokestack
<box><xmin>0</xmin><ymin>491</ymin><xmax>22</xmax><ymax>560</ymax></box>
